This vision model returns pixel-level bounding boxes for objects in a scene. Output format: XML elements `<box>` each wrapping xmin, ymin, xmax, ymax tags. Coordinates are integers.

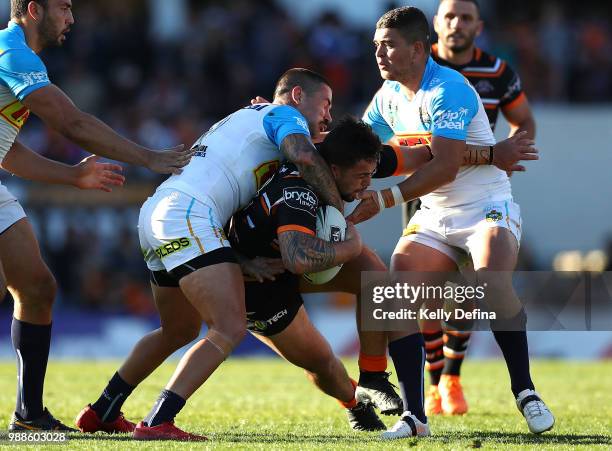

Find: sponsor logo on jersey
<box><xmin>435</xmin><ymin>107</ymin><xmax>469</xmax><ymax>130</ymax></box>
<box><xmin>294</xmin><ymin>116</ymin><xmax>309</xmax><ymax>132</ymax></box>
<box><xmin>474</xmin><ymin>80</ymin><xmax>495</xmax><ymax>95</ymax></box>
<box><xmin>16</xmin><ymin>70</ymin><xmax>49</xmax><ymax>86</ymax></box>
<box><xmin>254</xmin><ymin>160</ymin><xmax>280</xmax><ymax>190</ymax></box>
<box><xmin>283</xmin><ymin>187</ymin><xmax>317</xmax><ymax>216</ymax></box>
<box><xmin>393</xmin><ymin>132</ymin><xmax>432</xmax><ymax>147</ymax></box>
<box><xmin>0</xmin><ymin>100</ymin><xmax>30</xmax><ymax>129</ymax></box>
<box><xmin>154</xmin><ymin>237</ymin><xmax>191</xmax><ymax>259</ymax></box>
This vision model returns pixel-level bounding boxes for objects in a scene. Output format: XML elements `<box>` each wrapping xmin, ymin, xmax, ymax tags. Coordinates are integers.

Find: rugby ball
<box><xmin>303</xmin><ymin>205</ymin><xmax>346</xmax><ymax>285</ymax></box>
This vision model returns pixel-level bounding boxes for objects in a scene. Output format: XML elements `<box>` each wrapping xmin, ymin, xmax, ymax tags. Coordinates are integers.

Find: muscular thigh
<box><xmin>469</xmin><ymin>226</ymin><xmax>519</xmax><ymax>271</ymax></box>
<box><xmin>151</xmin><ymin>284</ymin><xmax>202</xmax><ymax>334</ymax></box>
<box><xmin>256</xmin><ymin>305</ymin><xmax>334</xmax><ymax>369</ymax></box>
<box><xmin>0</xmin><ymin>218</ymin><xmax>52</xmax><ymax>291</ymax></box>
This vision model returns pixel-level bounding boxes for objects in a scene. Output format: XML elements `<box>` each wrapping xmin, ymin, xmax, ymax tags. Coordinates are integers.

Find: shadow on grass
<box><xmin>34</xmin><ymin>430</ymin><xmax>611</xmax><ymax>446</ymax></box>
<box><xmin>432</xmin><ymin>431</ymin><xmax>611</xmax><ymax>446</ymax></box>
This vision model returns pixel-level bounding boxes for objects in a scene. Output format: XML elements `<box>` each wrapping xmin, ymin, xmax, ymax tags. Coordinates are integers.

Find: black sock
<box><xmin>11</xmin><ymin>318</ymin><xmax>51</xmax><ymax>420</ymax></box>
<box><xmin>441</xmin><ymin>331</ymin><xmax>471</xmax><ymax>376</ymax></box>
<box><xmin>388</xmin><ymin>333</ymin><xmax>426</xmax><ymax>423</ymax></box>
<box><xmin>492</xmin><ymin>330</ymin><xmax>534</xmax><ymax>397</ymax></box>
<box><xmin>91</xmin><ymin>372</ymin><xmax>135</xmax><ymax>422</ymax></box>
<box><xmin>422</xmin><ymin>330</ymin><xmax>444</xmax><ymax>386</ymax></box>
<box><xmin>491</xmin><ymin>309</ymin><xmax>534</xmax><ymax>397</ymax></box>
<box><xmin>144</xmin><ymin>389</ymin><xmax>186</xmax><ymax>427</ymax></box>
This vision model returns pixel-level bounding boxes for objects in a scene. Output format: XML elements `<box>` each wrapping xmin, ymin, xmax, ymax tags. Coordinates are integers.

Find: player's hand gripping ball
<box><xmin>303</xmin><ymin>205</ymin><xmax>346</xmax><ymax>285</ymax></box>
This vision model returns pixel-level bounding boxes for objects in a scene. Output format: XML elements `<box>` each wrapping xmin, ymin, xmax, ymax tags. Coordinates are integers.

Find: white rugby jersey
<box><xmin>364</xmin><ymin>57</ymin><xmax>511</xmax><ymax>208</ymax></box>
<box><xmin>158</xmin><ymin>103</ymin><xmax>311</xmax><ymax>224</ymax></box>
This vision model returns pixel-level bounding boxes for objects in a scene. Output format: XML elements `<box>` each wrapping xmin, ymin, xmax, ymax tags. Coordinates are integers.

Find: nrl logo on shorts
<box><xmin>485</xmin><ymin>209</ymin><xmax>503</xmax><ymax>222</ymax></box>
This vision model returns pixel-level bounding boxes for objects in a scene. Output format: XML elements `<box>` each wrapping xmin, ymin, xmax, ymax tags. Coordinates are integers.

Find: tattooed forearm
<box><xmin>463</xmin><ymin>145</ymin><xmax>492</xmax><ymax>165</ymax></box>
<box><xmin>278</xmin><ymin>231</ymin><xmax>337</xmax><ymax>274</ymax></box>
<box><xmin>280</xmin><ymin>134</ymin><xmax>343</xmax><ymax>211</ymax></box>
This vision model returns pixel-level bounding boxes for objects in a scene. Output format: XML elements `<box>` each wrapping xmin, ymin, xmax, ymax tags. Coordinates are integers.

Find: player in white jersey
<box><xmin>348</xmin><ymin>7</ymin><xmax>554</xmax><ymax>438</ymax></box>
<box><xmin>2</xmin><ymin>0</ymin><xmax>193</xmax><ymax>432</ymax></box>
<box><xmin>76</xmin><ymin>68</ymin><xmax>349</xmax><ymax>441</ymax></box>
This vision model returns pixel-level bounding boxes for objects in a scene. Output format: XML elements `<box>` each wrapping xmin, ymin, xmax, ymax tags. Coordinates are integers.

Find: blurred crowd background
<box><xmin>0</xmin><ymin>0</ymin><xmax>611</xmax><ymax>315</ymax></box>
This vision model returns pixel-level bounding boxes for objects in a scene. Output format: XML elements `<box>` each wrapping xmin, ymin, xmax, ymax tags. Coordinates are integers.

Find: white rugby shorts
<box><xmin>398</xmin><ymin>199</ymin><xmax>521</xmax><ymax>264</ymax></box>
<box><xmin>138</xmin><ymin>189</ymin><xmax>232</xmax><ymax>272</ymax></box>
<box><xmin>0</xmin><ymin>183</ymin><xmax>26</xmax><ymax>234</ymax></box>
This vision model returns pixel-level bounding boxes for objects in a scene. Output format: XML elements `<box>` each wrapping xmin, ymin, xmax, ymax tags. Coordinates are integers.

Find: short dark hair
<box><xmin>376</xmin><ymin>6</ymin><xmax>431</xmax><ymax>53</ymax></box>
<box><xmin>11</xmin><ymin>0</ymin><xmax>47</xmax><ymax>19</ymax></box>
<box><xmin>438</xmin><ymin>0</ymin><xmax>481</xmax><ymax>16</ymax></box>
<box><xmin>318</xmin><ymin>116</ymin><xmax>381</xmax><ymax>168</ymax></box>
<box><xmin>273</xmin><ymin>68</ymin><xmax>330</xmax><ymax>100</ymax></box>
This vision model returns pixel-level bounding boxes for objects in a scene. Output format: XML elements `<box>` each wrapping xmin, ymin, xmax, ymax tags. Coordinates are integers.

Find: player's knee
<box><xmin>213</xmin><ymin>321</ymin><xmax>246</xmax><ymax>349</ymax></box>
<box><xmin>301</xmin><ymin>349</ymin><xmax>336</xmax><ymax>375</ymax></box>
<box><xmin>13</xmin><ymin>268</ymin><xmax>57</xmax><ymax>308</ymax></box>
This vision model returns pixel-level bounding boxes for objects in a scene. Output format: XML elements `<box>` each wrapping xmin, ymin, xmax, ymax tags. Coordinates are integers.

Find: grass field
<box><xmin>0</xmin><ymin>359</ymin><xmax>611</xmax><ymax>450</ymax></box>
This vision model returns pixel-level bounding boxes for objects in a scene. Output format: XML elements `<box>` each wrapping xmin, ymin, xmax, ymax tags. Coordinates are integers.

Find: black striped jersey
<box><xmin>432</xmin><ymin>44</ymin><xmax>526</xmax><ymax>131</ymax></box>
<box><xmin>228</xmin><ymin>162</ymin><xmax>319</xmax><ymax>260</ymax></box>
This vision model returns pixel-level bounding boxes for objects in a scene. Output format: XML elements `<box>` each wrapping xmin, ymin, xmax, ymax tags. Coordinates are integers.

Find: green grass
<box><xmin>0</xmin><ymin>359</ymin><xmax>611</xmax><ymax>449</ymax></box>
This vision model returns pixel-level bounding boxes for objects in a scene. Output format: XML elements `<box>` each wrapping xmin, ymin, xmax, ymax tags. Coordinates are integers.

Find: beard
<box><xmin>445</xmin><ymin>31</ymin><xmax>476</xmax><ymax>53</ymax></box>
<box><xmin>38</xmin><ymin>16</ymin><xmax>66</xmax><ymax>48</ymax></box>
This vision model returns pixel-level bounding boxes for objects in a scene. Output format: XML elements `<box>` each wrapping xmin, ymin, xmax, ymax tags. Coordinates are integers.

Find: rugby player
<box><xmin>228</xmin><ymin>116</ymin><xmax>384</xmax><ymax>431</ymax></box>
<box><xmin>349</xmin><ymin>6</ymin><xmax>554</xmax><ymax>438</ymax></box>
<box><xmin>3</xmin><ymin>0</ymin><xmax>191</xmax><ymax>431</ymax></box>
<box><xmin>76</xmin><ymin>68</ymin><xmax>347</xmax><ymax>441</ymax></box>
<box><xmin>410</xmin><ymin>0</ymin><xmax>537</xmax><ymax>416</ymax></box>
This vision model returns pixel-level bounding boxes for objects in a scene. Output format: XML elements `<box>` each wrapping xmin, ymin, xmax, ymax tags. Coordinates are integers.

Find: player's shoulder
<box><xmin>462</xmin><ymin>48</ymin><xmax>514</xmax><ymax>78</ymax></box>
<box><xmin>266</xmin><ymin>103</ymin><xmax>302</xmax><ymax>118</ymax></box>
<box><xmin>0</xmin><ymin>26</ymin><xmax>45</xmax><ymax>74</ymax></box>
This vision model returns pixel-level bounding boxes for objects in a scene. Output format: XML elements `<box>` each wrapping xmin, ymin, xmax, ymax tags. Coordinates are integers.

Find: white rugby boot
<box><xmin>516</xmin><ymin>389</ymin><xmax>555</xmax><ymax>434</ymax></box>
<box><xmin>381</xmin><ymin>411</ymin><xmax>430</xmax><ymax>439</ymax></box>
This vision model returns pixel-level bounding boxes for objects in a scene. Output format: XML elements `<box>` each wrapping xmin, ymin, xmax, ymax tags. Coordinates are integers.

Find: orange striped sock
<box><xmin>358</xmin><ymin>352</ymin><xmax>387</xmax><ymax>373</ymax></box>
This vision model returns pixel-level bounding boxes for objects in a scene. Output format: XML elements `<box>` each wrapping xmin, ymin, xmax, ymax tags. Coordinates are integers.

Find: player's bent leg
<box><xmin>470</xmin><ymin>226</ymin><xmax>554</xmax><ymax>433</ymax></box>
<box><xmin>78</xmin><ymin>280</ymin><xmax>201</xmax><ymax>434</ymax></box>
<box><xmin>300</xmin><ymin>246</ymin><xmax>402</xmax><ymax>415</ymax></box>
<box><xmin>165</xmin><ymin>262</ymin><xmax>246</xmax><ymax>398</ymax></box>
<box><xmin>134</xmin><ymin>261</ymin><xmax>244</xmax><ymax>441</ymax></box>
<box><xmin>0</xmin><ymin>219</ymin><xmax>75</xmax><ymax>431</ymax></box>
<box><xmin>256</xmin><ymin>306</ymin><xmax>385</xmax><ymax>432</ymax></box>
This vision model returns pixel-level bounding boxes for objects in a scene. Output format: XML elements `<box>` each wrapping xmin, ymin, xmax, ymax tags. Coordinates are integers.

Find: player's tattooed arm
<box><xmin>279</xmin><ymin>231</ymin><xmax>336</xmax><ymax>274</ymax></box>
<box><xmin>383</xmin><ymin>132</ymin><xmax>538</xmax><ymax>176</ymax></box>
<box><xmin>280</xmin><ymin>134</ymin><xmax>344</xmax><ymax>212</ymax></box>
<box><xmin>278</xmin><ymin>224</ymin><xmax>361</xmax><ymax>274</ymax></box>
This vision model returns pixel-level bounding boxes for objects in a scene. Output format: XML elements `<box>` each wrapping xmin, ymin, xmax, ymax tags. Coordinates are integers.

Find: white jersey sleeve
<box><xmin>157</xmin><ymin>103</ymin><xmax>311</xmax><ymax>225</ymax></box>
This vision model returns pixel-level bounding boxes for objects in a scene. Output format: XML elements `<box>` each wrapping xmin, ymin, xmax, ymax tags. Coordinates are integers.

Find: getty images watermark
<box><xmin>372</xmin><ymin>281</ymin><xmax>491</xmax><ymax>321</ymax></box>
<box><xmin>360</xmin><ymin>271</ymin><xmax>612</xmax><ymax>331</ymax></box>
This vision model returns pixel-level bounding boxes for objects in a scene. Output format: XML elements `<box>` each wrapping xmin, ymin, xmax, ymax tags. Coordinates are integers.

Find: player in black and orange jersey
<box><xmin>228</xmin><ymin>116</ymin><xmax>385</xmax><ymax>431</ymax></box>
<box><xmin>405</xmin><ymin>0</ymin><xmax>537</xmax><ymax>417</ymax></box>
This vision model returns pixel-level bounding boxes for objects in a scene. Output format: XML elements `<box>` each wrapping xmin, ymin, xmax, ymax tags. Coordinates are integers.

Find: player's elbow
<box><xmin>282</xmin><ymin>255</ymin><xmax>306</xmax><ymax>275</ymax></box>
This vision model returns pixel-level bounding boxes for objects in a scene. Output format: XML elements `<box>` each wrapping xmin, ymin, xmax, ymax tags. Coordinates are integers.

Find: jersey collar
<box><xmin>419</xmin><ymin>56</ymin><xmax>438</xmax><ymax>91</ymax></box>
<box><xmin>7</xmin><ymin>21</ymin><xmax>27</xmax><ymax>43</ymax></box>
